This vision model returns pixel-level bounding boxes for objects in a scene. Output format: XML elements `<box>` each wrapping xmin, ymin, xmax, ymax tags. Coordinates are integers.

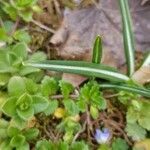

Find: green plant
<box><xmin>24</xmin><ymin>0</ymin><xmax>150</xmax><ymax>99</ymax></box>
<box><xmin>112</xmin><ymin>138</ymin><xmax>129</xmax><ymax>150</ymax></box>
<box><xmin>0</xmin><ymin>0</ymin><xmax>149</xmax><ymax>149</ymax></box>
<box><xmin>78</xmin><ymin>81</ymin><xmax>106</xmax><ymax>119</ymax></box>
<box><xmin>35</xmin><ymin>140</ymin><xmax>89</xmax><ymax>150</ymax></box>
<box><xmin>0</xmin><ymin>126</ymin><xmax>39</xmax><ymax>150</ymax></box>
<box><xmin>2</xmin><ymin>76</ymin><xmax>49</xmax><ymax>128</ymax></box>
<box><xmin>0</xmin><ymin>0</ymin><xmax>40</xmax><ymax>22</ymax></box>
<box><xmin>0</xmin><ymin>42</ymin><xmax>46</xmax><ymax>85</ymax></box>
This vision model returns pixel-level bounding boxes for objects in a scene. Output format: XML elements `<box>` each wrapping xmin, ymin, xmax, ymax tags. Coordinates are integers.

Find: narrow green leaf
<box><xmin>118</xmin><ymin>0</ymin><xmax>135</xmax><ymax>76</ymax></box>
<box><xmin>100</xmin><ymin>83</ymin><xmax>150</xmax><ymax>97</ymax></box>
<box><xmin>25</xmin><ymin>61</ymin><xmax>129</xmax><ymax>83</ymax></box>
<box><xmin>142</xmin><ymin>52</ymin><xmax>150</xmax><ymax>67</ymax></box>
<box><xmin>92</xmin><ymin>36</ymin><xmax>102</xmax><ymax>64</ymax></box>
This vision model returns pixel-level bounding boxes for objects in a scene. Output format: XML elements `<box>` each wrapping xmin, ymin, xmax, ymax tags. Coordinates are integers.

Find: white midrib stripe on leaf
<box><xmin>29</xmin><ymin>63</ymin><xmax>129</xmax><ymax>81</ymax></box>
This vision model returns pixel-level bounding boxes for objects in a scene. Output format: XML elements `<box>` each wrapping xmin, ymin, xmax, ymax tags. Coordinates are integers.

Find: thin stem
<box><xmin>31</xmin><ymin>19</ymin><xmax>56</xmax><ymax>33</ymax></box>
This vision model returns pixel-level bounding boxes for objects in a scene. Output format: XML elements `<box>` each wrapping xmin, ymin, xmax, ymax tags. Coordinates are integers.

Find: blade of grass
<box><xmin>24</xmin><ymin>60</ymin><xmax>130</xmax><ymax>83</ymax></box>
<box><xmin>100</xmin><ymin>83</ymin><xmax>150</xmax><ymax>97</ymax></box>
<box><xmin>92</xmin><ymin>35</ymin><xmax>102</xmax><ymax>64</ymax></box>
<box><xmin>118</xmin><ymin>0</ymin><xmax>135</xmax><ymax>76</ymax></box>
<box><xmin>142</xmin><ymin>52</ymin><xmax>150</xmax><ymax>67</ymax></box>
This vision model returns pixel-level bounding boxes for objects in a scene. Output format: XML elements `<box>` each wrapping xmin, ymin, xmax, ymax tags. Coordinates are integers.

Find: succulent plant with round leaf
<box><xmin>2</xmin><ymin>93</ymin><xmax>49</xmax><ymax>122</ymax></box>
<box><xmin>0</xmin><ymin>126</ymin><xmax>39</xmax><ymax>150</ymax></box>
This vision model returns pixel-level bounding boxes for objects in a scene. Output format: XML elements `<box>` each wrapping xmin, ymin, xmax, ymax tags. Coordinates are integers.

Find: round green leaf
<box><xmin>12</xmin><ymin>42</ymin><xmax>28</xmax><ymax>59</ymax></box>
<box><xmin>44</xmin><ymin>100</ymin><xmax>58</xmax><ymax>116</ymax></box>
<box><xmin>32</xmin><ymin>95</ymin><xmax>49</xmax><ymax>114</ymax></box>
<box><xmin>2</xmin><ymin>97</ymin><xmax>17</xmax><ymax>117</ymax></box>
<box><xmin>0</xmin><ymin>140</ymin><xmax>12</xmax><ymax>150</ymax></box>
<box><xmin>16</xmin><ymin>107</ymin><xmax>34</xmax><ymax>120</ymax></box>
<box><xmin>23</xmin><ymin>128</ymin><xmax>39</xmax><ymax>141</ymax></box>
<box><xmin>16</xmin><ymin>93</ymin><xmax>32</xmax><ymax>111</ymax></box>
<box><xmin>90</xmin><ymin>106</ymin><xmax>99</xmax><ymax>119</ymax></box>
<box><xmin>10</xmin><ymin>134</ymin><xmax>25</xmax><ymax>148</ymax></box>
<box><xmin>7</xmin><ymin>126</ymin><xmax>20</xmax><ymax>137</ymax></box>
<box><xmin>35</xmin><ymin>140</ymin><xmax>53</xmax><ymax>150</ymax></box>
<box><xmin>16</xmin><ymin>142</ymin><xmax>29</xmax><ymax>150</ymax></box>
<box><xmin>8</xmin><ymin>76</ymin><xmax>26</xmax><ymax>96</ymax></box>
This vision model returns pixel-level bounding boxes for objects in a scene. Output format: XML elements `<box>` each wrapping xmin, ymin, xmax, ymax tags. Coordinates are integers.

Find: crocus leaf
<box><xmin>92</xmin><ymin>35</ymin><xmax>102</xmax><ymax>64</ymax></box>
<box><xmin>118</xmin><ymin>0</ymin><xmax>135</xmax><ymax>76</ymax></box>
<box><xmin>100</xmin><ymin>83</ymin><xmax>150</xmax><ymax>97</ymax></box>
<box><xmin>24</xmin><ymin>60</ymin><xmax>129</xmax><ymax>83</ymax></box>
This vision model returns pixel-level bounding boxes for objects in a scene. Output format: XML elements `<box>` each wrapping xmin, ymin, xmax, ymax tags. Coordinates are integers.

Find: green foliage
<box><xmin>71</xmin><ymin>141</ymin><xmax>89</xmax><ymax>150</ymax></box>
<box><xmin>125</xmin><ymin>122</ymin><xmax>146</xmax><ymax>141</ymax></box>
<box><xmin>127</xmin><ymin>100</ymin><xmax>150</xmax><ymax>130</ymax></box>
<box><xmin>98</xmin><ymin>144</ymin><xmax>111</xmax><ymax>150</ymax></box>
<box><xmin>118</xmin><ymin>90</ymin><xmax>139</xmax><ymax>105</ymax></box>
<box><xmin>44</xmin><ymin>100</ymin><xmax>58</xmax><ymax>116</ymax></box>
<box><xmin>118</xmin><ymin>0</ymin><xmax>135</xmax><ymax>76</ymax></box>
<box><xmin>2</xmin><ymin>76</ymin><xmax>49</xmax><ymax>124</ymax></box>
<box><xmin>35</xmin><ymin>140</ymin><xmax>89</xmax><ymax>150</ymax></box>
<box><xmin>35</xmin><ymin>140</ymin><xmax>54</xmax><ymax>150</ymax></box>
<box><xmin>13</xmin><ymin>29</ymin><xmax>31</xmax><ymax>43</ymax></box>
<box><xmin>0</xmin><ymin>42</ymin><xmax>46</xmax><ymax>85</ymax></box>
<box><xmin>1</xmin><ymin>0</ymin><xmax>40</xmax><ymax>22</ymax></box>
<box><xmin>92</xmin><ymin>35</ymin><xmax>102</xmax><ymax>64</ymax></box>
<box><xmin>41</xmin><ymin>76</ymin><xmax>59</xmax><ymax>97</ymax></box>
<box><xmin>0</xmin><ymin>20</ymin><xmax>31</xmax><ymax>44</ymax></box>
<box><xmin>59</xmin><ymin>80</ymin><xmax>74</xmax><ymax>99</ymax></box>
<box><xmin>0</xmin><ymin>126</ymin><xmax>39</xmax><ymax>150</ymax></box>
<box><xmin>78</xmin><ymin>81</ymin><xmax>106</xmax><ymax>117</ymax></box>
<box><xmin>0</xmin><ymin>0</ymin><xmax>149</xmax><ymax>149</ymax></box>
<box><xmin>63</xmin><ymin>99</ymin><xmax>79</xmax><ymax>116</ymax></box>
<box><xmin>112</xmin><ymin>138</ymin><xmax>129</xmax><ymax>150</ymax></box>
<box><xmin>26</xmin><ymin>60</ymin><xmax>130</xmax><ymax>83</ymax></box>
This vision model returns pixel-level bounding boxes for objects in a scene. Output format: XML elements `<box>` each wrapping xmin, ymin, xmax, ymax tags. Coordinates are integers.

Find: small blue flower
<box><xmin>94</xmin><ymin>128</ymin><xmax>110</xmax><ymax>144</ymax></box>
